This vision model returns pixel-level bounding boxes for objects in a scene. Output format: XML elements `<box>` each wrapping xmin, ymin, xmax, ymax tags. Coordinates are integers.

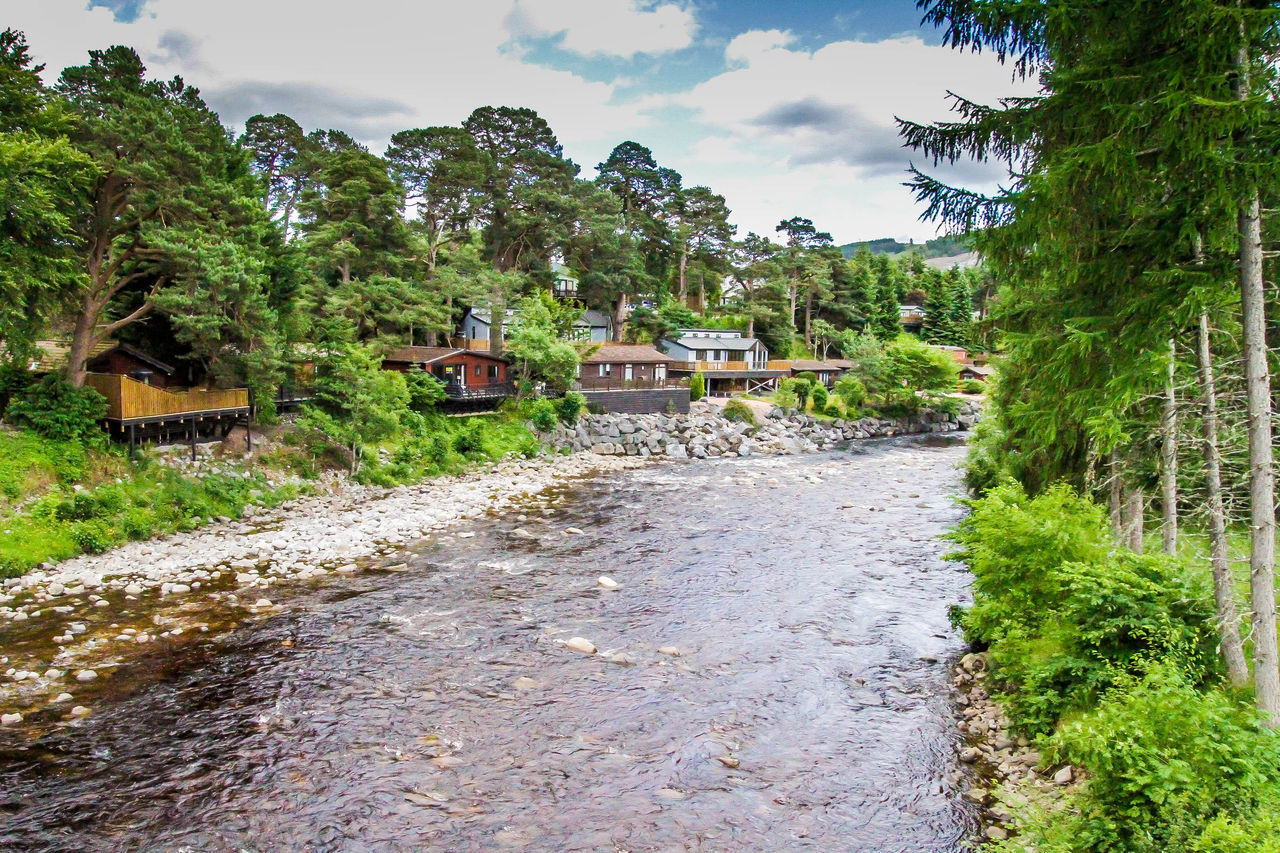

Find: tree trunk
<box><xmin>1123</xmin><ymin>486</ymin><xmax>1144</xmax><ymax>553</ymax></box>
<box><xmin>1235</xmin><ymin>22</ymin><xmax>1279</xmax><ymax>725</ymax></box>
<box><xmin>804</xmin><ymin>289</ymin><xmax>814</xmax><ymax>349</ymax></box>
<box><xmin>613</xmin><ymin>292</ymin><xmax>627</xmax><ymax>342</ymax></box>
<box><xmin>489</xmin><ymin>292</ymin><xmax>504</xmax><ymax>357</ymax></box>
<box><xmin>1198</xmin><ymin>312</ymin><xmax>1250</xmax><ymax>686</ymax></box>
<box><xmin>678</xmin><ymin>247</ymin><xmax>688</xmax><ymax>306</ymax></box>
<box><xmin>1108</xmin><ymin>449</ymin><xmax>1124</xmax><ymax>540</ymax></box>
<box><xmin>66</xmin><ymin>297</ymin><xmax>99</xmax><ymax>387</ymax></box>
<box><xmin>789</xmin><ymin>273</ymin><xmax>798</xmax><ymax>333</ymax></box>
<box><xmin>1160</xmin><ymin>338</ymin><xmax>1178</xmax><ymax>555</ymax></box>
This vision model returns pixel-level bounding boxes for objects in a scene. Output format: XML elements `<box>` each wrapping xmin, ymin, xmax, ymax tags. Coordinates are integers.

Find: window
<box><xmin>598</xmin><ymin>364</ymin><xmax>606</xmax><ymax>377</ymax></box>
<box><xmin>624</xmin><ymin>364</ymin><xmax>633</xmax><ymax>381</ymax></box>
<box><xmin>489</xmin><ymin>364</ymin><xmax>499</xmax><ymax>378</ymax></box>
<box><xmin>474</xmin><ymin>365</ymin><xmax>482</xmax><ymax>377</ymax></box>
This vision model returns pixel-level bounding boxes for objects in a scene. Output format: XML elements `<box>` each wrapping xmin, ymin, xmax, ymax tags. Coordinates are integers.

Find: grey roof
<box><xmin>666</xmin><ymin>335</ymin><xmax>763</xmax><ymax>352</ymax></box>
<box><xmin>464</xmin><ymin>307</ymin><xmax>516</xmax><ymax>326</ymax></box>
<box><xmin>576</xmin><ymin>309</ymin><xmax>612</xmax><ymax>329</ymax></box>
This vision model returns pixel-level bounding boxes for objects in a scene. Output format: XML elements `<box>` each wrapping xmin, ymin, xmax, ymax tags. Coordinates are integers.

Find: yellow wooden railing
<box><xmin>767</xmin><ymin>360</ymin><xmax>794</xmax><ymax>371</ymax></box>
<box><xmin>85</xmin><ymin>373</ymin><xmax>249</xmax><ymax>421</ymax></box>
<box><xmin>676</xmin><ymin>360</ymin><xmax>783</xmax><ymax>372</ymax></box>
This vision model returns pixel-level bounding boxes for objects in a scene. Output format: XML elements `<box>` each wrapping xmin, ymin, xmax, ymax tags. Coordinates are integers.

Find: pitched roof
<box><xmin>666</xmin><ymin>335</ymin><xmax>762</xmax><ymax>351</ymax></box>
<box><xmin>26</xmin><ymin>339</ymin><xmax>118</xmax><ymax>372</ymax></box>
<box><xmin>581</xmin><ymin>344</ymin><xmax>674</xmax><ymax>364</ymax></box>
<box><xmin>576</xmin><ymin>309</ymin><xmax>612</xmax><ymax>328</ymax></box>
<box><xmin>89</xmin><ymin>343</ymin><xmax>175</xmax><ymax>375</ymax></box>
<box><xmin>383</xmin><ymin>346</ymin><xmax>509</xmax><ymax>365</ymax></box>
<box><xmin>960</xmin><ymin>363</ymin><xmax>995</xmax><ymax>376</ymax></box>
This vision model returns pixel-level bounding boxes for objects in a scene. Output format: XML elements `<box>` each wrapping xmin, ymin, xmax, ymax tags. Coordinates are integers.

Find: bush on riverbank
<box><xmin>955</xmin><ymin>481</ymin><xmax>1280</xmax><ymax>851</ymax></box>
<box><xmin>0</xmin><ymin>462</ymin><xmax>300</xmax><ymax>577</ymax></box>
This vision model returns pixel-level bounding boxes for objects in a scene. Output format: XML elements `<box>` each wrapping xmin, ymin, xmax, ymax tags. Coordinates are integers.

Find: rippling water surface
<box><xmin>0</xmin><ymin>436</ymin><xmax>974</xmax><ymax>852</ymax></box>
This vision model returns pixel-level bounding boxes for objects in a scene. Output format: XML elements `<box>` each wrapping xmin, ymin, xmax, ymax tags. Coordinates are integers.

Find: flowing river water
<box><xmin>0</xmin><ymin>435</ymin><xmax>975</xmax><ymax>852</ymax></box>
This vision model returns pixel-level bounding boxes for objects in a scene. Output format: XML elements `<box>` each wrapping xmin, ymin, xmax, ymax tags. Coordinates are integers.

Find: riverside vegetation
<box><xmin>901</xmin><ymin>2</ymin><xmax>1280</xmax><ymax>850</ymax></box>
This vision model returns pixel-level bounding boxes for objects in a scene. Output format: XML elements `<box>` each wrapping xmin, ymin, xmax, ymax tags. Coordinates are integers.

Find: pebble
<box><xmin>1053</xmin><ymin>765</ymin><xmax>1074</xmax><ymax>785</ymax></box>
<box><xmin>51</xmin><ymin>692</ymin><xmax>73</xmax><ymax>703</ymax></box>
<box><xmin>75</xmin><ymin>670</ymin><xmax>98</xmax><ymax>682</ymax></box>
<box><xmin>657</xmin><ymin>646</ymin><xmax>681</xmax><ymax>657</ymax></box>
<box><xmin>0</xmin><ymin>713</ymin><xmax>20</xmax><ymax>725</ymax></box>
<box><xmin>252</xmin><ymin>599</ymin><xmax>274</xmax><ymax>608</ymax></box>
<box><xmin>512</xmin><ymin>676</ymin><xmax>538</xmax><ymax>691</ymax></box>
<box><xmin>563</xmin><ymin>527</ymin><xmax>584</xmax><ymax>535</ymax></box>
<box><xmin>70</xmin><ymin>705</ymin><xmax>91</xmax><ymax>718</ymax></box>
<box><xmin>715</xmin><ymin>755</ymin><xmax>740</xmax><ymax>768</ymax></box>
<box><xmin>564</xmin><ymin>637</ymin><xmax>596</xmax><ymax>654</ymax></box>
<box><xmin>597</xmin><ymin>576</ymin><xmax>618</xmax><ymax>589</ymax></box>
<box><xmin>123</xmin><ymin>583</ymin><xmax>144</xmax><ymax>596</ymax></box>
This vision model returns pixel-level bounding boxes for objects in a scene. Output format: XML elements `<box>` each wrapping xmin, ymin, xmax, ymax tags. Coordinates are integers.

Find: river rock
<box><xmin>75</xmin><ymin>669</ymin><xmax>98</xmax><ymax>682</ymax></box>
<box><xmin>564</xmin><ymin>637</ymin><xmax>596</xmax><ymax>654</ymax></box>
<box><xmin>51</xmin><ymin>692</ymin><xmax>73</xmax><ymax>703</ymax></box>
<box><xmin>512</xmin><ymin>676</ymin><xmax>538</xmax><ymax>691</ymax></box>
<box><xmin>1053</xmin><ymin>765</ymin><xmax>1074</xmax><ymax>785</ymax></box>
<box><xmin>0</xmin><ymin>713</ymin><xmax>20</xmax><ymax>725</ymax></box>
<box><xmin>597</xmin><ymin>576</ymin><xmax>618</xmax><ymax>589</ymax></box>
<box><xmin>70</xmin><ymin>705</ymin><xmax>91</xmax><ymax>718</ymax></box>
<box><xmin>657</xmin><ymin>645</ymin><xmax>681</xmax><ymax>657</ymax></box>
<box><xmin>123</xmin><ymin>583</ymin><xmax>144</xmax><ymax>596</ymax></box>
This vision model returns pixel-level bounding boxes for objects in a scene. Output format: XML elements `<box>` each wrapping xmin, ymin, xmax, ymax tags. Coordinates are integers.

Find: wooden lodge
<box><xmin>660</xmin><ymin>329</ymin><xmax>788</xmax><ymax>396</ymax></box>
<box><xmin>576</xmin><ymin>344</ymin><xmax>675</xmax><ymax>390</ymax></box>
<box><xmin>789</xmin><ymin>359</ymin><xmax>844</xmax><ymax>387</ymax></box>
<box><xmin>382</xmin><ymin>346</ymin><xmax>514</xmax><ymax>404</ymax></box>
<box><xmin>575</xmin><ymin>344</ymin><xmax>688</xmax><ymax>414</ymax></box>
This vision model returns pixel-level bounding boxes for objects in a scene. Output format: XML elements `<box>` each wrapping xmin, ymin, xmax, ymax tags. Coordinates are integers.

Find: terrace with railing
<box><xmin>84</xmin><ymin>374</ymin><xmax>249</xmax><ymax>424</ymax></box>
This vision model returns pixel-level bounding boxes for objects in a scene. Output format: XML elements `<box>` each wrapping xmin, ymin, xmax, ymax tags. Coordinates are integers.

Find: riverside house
<box><xmin>575</xmin><ymin>344</ymin><xmax>688</xmax><ymax>414</ymax></box>
<box><xmin>381</xmin><ymin>346</ymin><xmax>513</xmax><ymax>404</ymax></box>
<box><xmin>456</xmin><ymin>306</ymin><xmax>613</xmax><ymax>348</ymax></box>
<box><xmin>659</xmin><ymin>329</ymin><xmax>788</xmax><ymax>396</ymax></box>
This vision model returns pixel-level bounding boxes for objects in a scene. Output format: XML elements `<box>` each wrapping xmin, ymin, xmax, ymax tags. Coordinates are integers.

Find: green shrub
<box><xmin>722</xmin><ymin>398</ymin><xmax>757</xmax><ymax>427</ymax></box>
<box><xmin>810</xmin><ymin>383</ymin><xmax>829</xmax><ymax>411</ymax></box>
<box><xmin>773</xmin><ymin>379</ymin><xmax>798</xmax><ymax>410</ymax></box>
<box><xmin>5</xmin><ymin>376</ymin><xmax>108</xmax><ymax>445</ymax></box>
<box><xmin>557</xmin><ymin>391</ymin><xmax>586</xmax><ymax>425</ymax></box>
<box><xmin>949</xmin><ymin>481</ymin><xmax>1113</xmax><ymax>645</ymax></box>
<box><xmin>823</xmin><ymin>402</ymin><xmax>842</xmax><ymax>418</ymax></box>
<box><xmin>834</xmin><ymin>374</ymin><xmax>866</xmax><ymax>409</ymax></box>
<box><xmin>70</xmin><ymin>519</ymin><xmax>119</xmax><ymax>554</ymax></box>
<box><xmin>794</xmin><ymin>370</ymin><xmax>818</xmax><ymax>383</ymax></box>
<box><xmin>452</xmin><ymin>420</ymin><xmax>487</xmax><ymax>456</ymax></box>
<box><xmin>1009</xmin><ymin>667</ymin><xmax>1280</xmax><ymax>853</ymax></box>
<box><xmin>526</xmin><ymin>398</ymin><xmax>558</xmax><ymax>432</ymax></box>
<box><xmin>961</xmin><ymin>378</ymin><xmax>986</xmax><ymax>394</ymax></box>
<box><xmin>690</xmin><ymin>372</ymin><xmax>705</xmax><ymax>402</ymax></box>
<box><xmin>405</xmin><ymin>367</ymin><xmax>447</xmax><ymax>413</ymax></box>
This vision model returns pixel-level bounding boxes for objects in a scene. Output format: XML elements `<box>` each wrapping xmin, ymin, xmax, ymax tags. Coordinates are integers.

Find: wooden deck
<box><xmin>85</xmin><ymin>373</ymin><xmax>249</xmax><ymax>424</ymax></box>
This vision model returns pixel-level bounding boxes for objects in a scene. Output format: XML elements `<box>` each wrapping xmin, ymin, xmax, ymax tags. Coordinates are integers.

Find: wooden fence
<box><xmin>85</xmin><ymin>373</ymin><xmax>249</xmax><ymax>422</ymax></box>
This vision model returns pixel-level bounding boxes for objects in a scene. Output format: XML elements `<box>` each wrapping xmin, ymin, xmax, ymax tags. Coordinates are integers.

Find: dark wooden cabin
<box><xmin>577</xmin><ymin>344</ymin><xmax>675</xmax><ymax>390</ymax></box>
<box><xmin>382</xmin><ymin>346</ymin><xmax>513</xmax><ymax>399</ymax></box>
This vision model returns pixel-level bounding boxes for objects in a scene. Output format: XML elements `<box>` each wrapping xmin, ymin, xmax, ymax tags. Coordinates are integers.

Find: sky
<box><xmin>4</xmin><ymin>0</ymin><xmax>1037</xmax><ymax>245</ymax></box>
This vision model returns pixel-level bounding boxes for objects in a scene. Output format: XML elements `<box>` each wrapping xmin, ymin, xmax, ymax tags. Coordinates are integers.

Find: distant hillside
<box><xmin>839</xmin><ymin>234</ymin><xmax>971</xmax><ymax>260</ymax></box>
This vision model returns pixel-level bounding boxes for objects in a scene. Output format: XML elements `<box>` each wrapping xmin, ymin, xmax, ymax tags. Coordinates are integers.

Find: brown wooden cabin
<box><xmin>577</xmin><ymin>344</ymin><xmax>675</xmax><ymax>390</ymax></box>
<box><xmin>86</xmin><ymin>344</ymin><xmax>180</xmax><ymax>388</ymax></box>
<box><xmin>789</xmin><ymin>359</ymin><xmax>843</xmax><ymax>388</ymax></box>
<box><xmin>382</xmin><ymin>346</ymin><xmax>513</xmax><ymax>400</ymax></box>
<box><xmin>959</xmin><ymin>363</ymin><xmax>994</xmax><ymax>383</ymax></box>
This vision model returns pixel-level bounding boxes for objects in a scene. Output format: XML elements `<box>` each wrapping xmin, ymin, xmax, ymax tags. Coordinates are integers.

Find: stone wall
<box><xmin>543</xmin><ymin>399</ymin><xmax>980</xmax><ymax>459</ymax></box>
<box><xmin>581</xmin><ymin>387</ymin><xmax>691</xmax><ymax>415</ymax></box>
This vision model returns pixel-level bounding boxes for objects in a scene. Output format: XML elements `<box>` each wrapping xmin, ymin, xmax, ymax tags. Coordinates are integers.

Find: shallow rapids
<box><xmin>0</xmin><ymin>435</ymin><xmax>974</xmax><ymax>852</ymax></box>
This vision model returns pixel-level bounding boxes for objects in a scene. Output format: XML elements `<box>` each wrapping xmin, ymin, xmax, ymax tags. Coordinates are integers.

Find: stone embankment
<box><xmin>547</xmin><ymin>398</ymin><xmax>981</xmax><ymax>458</ymax></box>
<box><xmin>952</xmin><ymin>651</ymin><xmax>1080</xmax><ymax>844</ymax></box>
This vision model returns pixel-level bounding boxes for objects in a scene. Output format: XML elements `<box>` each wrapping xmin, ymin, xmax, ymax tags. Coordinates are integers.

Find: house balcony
<box><xmin>84</xmin><ymin>373</ymin><xmax>249</xmax><ymax>425</ymax></box>
<box><xmin>669</xmin><ymin>360</ymin><xmax>780</xmax><ymax>373</ymax></box>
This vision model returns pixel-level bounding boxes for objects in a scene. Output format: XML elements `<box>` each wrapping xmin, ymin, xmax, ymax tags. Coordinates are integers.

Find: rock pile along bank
<box><xmin>545</xmin><ymin>398</ymin><xmax>981</xmax><ymax>458</ymax></box>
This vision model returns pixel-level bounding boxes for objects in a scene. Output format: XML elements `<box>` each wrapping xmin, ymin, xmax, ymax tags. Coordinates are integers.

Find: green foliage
<box><xmin>526</xmin><ymin>397</ymin><xmax>558</xmax><ymax>432</ymax></box>
<box><xmin>810</xmin><ymin>382</ymin><xmax>829</xmax><ymax>411</ymax></box>
<box><xmin>5</xmin><ymin>375</ymin><xmax>107</xmax><ymax>445</ymax></box>
<box><xmin>834</xmin><ymin>374</ymin><xmax>866</xmax><ymax>409</ymax></box>
<box><xmin>773</xmin><ymin>379</ymin><xmax>798</xmax><ymax>410</ymax></box>
<box><xmin>405</xmin><ymin>366</ymin><xmax>447</xmax><ymax>413</ymax></box>
<box><xmin>951</xmin><ymin>481</ymin><xmax>1220</xmax><ymax>734</ymax></box>
<box><xmin>300</xmin><ymin>340</ymin><xmax>409</xmax><ymax>473</ymax></box>
<box><xmin>506</xmin><ymin>292</ymin><xmax>581</xmax><ymax>393</ymax></box>
<box><xmin>556</xmin><ymin>390</ymin><xmax>585</xmax><ymax>425</ymax></box>
<box><xmin>1007</xmin><ymin>667</ymin><xmax>1280</xmax><ymax>853</ymax></box>
<box><xmin>794</xmin><ymin>370</ymin><xmax>818</xmax><ymax>382</ymax></box>
<box><xmin>0</xmin><ymin>463</ymin><xmax>296</xmax><ymax>575</ymax></box>
<box><xmin>722</xmin><ymin>398</ymin><xmax>757</xmax><ymax>427</ymax></box>
<box><xmin>690</xmin><ymin>372</ymin><xmax>705</xmax><ymax>402</ymax></box>
<box><xmin>882</xmin><ymin>335</ymin><xmax>958</xmax><ymax>413</ymax></box>
<box><xmin>961</xmin><ymin>378</ymin><xmax>985</xmax><ymax>394</ymax></box>
<box><xmin>823</xmin><ymin>402</ymin><xmax>842</xmax><ymax>418</ymax></box>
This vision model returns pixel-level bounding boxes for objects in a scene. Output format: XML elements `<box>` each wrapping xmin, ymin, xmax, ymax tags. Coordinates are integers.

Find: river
<box><xmin>0</xmin><ymin>435</ymin><xmax>974</xmax><ymax>852</ymax></box>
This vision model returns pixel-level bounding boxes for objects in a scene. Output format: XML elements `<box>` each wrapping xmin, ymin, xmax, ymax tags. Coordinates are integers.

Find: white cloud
<box><xmin>9</xmin><ymin>0</ymin><xmax>651</xmax><ymax>155</ymax></box>
<box><xmin>649</xmin><ymin>32</ymin><xmax>1038</xmax><ymax>241</ymax></box>
<box><xmin>505</xmin><ymin>0</ymin><xmax>696</xmax><ymax>58</ymax></box>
